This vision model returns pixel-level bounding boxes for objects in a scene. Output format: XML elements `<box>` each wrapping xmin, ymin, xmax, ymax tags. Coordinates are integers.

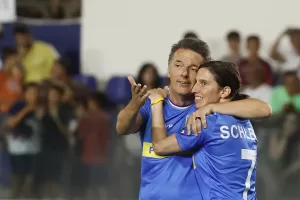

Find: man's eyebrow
<box><xmin>175</xmin><ymin>60</ymin><xmax>182</xmax><ymax>63</ymax></box>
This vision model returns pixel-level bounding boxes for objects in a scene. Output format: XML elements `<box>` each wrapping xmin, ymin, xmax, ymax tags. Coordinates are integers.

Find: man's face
<box><xmin>284</xmin><ymin>74</ymin><xmax>300</xmax><ymax>95</ymax></box>
<box><xmin>290</xmin><ymin>33</ymin><xmax>300</xmax><ymax>51</ymax></box>
<box><xmin>51</xmin><ymin>62</ymin><xmax>66</xmax><ymax>80</ymax></box>
<box><xmin>247</xmin><ymin>39</ymin><xmax>259</xmax><ymax>55</ymax></box>
<box><xmin>48</xmin><ymin>89</ymin><xmax>61</xmax><ymax>103</ymax></box>
<box><xmin>15</xmin><ymin>33</ymin><xmax>31</xmax><ymax>48</ymax></box>
<box><xmin>228</xmin><ymin>39</ymin><xmax>240</xmax><ymax>52</ymax></box>
<box><xmin>25</xmin><ymin>87</ymin><xmax>39</xmax><ymax>104</ymax></box>
<box><xmin>5</xmin><ymin>54</ymin><xmax>18</xmax><ymax>69</ymax></box>
<box><xmin>168</xmin><ymin>49</ymin><xmax>204</xmax><ymax>96</ymax></box>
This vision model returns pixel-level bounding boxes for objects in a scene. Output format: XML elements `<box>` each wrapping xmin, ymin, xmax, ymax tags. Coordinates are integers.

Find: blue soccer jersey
<box><xmin>138</xmin><ymin>98</ymin><xmax>201</xmax><ymax>200</ymax></box>
<box><xmin>176</xmin><ymin>113</ymin><xmax>257</xmax><ymax>200</ymax></box>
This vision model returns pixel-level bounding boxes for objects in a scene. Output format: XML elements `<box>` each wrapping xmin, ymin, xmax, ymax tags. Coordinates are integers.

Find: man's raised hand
<box><xmin>127</xmin><ymin>76</ymin><xmax>150</xmax><ymax>108</ymax></box>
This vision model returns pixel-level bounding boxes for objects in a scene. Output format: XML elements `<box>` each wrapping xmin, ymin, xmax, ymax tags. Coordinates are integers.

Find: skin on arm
<box><xmin>150</xmin><ymin>88</ymin><xmax>185</xmax><ymax>155</ymax></box>
<box><xmin>151</xmin><ymin>102</ymin><xmax>183</xmax><ymax>156</ymax></box>
<box><xmin>187</xmin><ymin>98</ymin><xmax>272</xmax><ymax>135</ymax></box>
<box><xmin>116</xmin><ymin>76</ymin><xmax>150</xmax><ymax>135</ymax></box>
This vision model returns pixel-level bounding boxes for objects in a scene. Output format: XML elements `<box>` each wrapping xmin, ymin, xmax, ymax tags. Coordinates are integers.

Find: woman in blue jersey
<box><xmin>150</xmin><ymin>61</ymin><xmax>258</xmax><ymax>200</ymax></box>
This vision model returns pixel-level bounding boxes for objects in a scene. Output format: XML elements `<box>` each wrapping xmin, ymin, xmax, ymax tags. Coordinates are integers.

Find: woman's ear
<box><xmin>220</xmin><ymin>86</ymin><xmax>231</xmax><ymax>99</ymax></box>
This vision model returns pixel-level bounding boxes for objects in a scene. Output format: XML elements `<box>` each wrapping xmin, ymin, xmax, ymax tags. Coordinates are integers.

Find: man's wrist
<box><xmin>127</xmin><ymin>100</ymin><xmax>142</xmax><ymax>113</ymax></box>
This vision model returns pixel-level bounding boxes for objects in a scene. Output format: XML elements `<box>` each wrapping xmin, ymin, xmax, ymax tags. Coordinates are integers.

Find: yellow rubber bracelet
<box><xmin>151</xmin><ymin>98</ymin><xmax>164</xmax><ymax>106</ymax></box>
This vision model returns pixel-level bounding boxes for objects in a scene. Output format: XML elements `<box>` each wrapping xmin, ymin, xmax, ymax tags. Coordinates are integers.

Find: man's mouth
<box><xmin>177</xmin><ymin>81</ymin><xmax>191</xmax><ymax>86</ymax></box>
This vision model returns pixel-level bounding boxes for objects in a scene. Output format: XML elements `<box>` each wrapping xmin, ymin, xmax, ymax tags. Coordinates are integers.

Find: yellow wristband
<box><xmin>151</xmin><ymin>98</ymin><xmax>164</xmax><ymax>106</ymax></box>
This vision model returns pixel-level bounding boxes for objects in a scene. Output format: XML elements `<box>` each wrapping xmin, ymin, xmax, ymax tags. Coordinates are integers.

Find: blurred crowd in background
<box><xmin>16</xmin><ymin>0</ymin><xmax>81</xmax><ymax>19</ymax></box>
<box><xmin>0</xmin><ymin>1</ymin><xmax>299</xmax><ymax>200</ymax></box>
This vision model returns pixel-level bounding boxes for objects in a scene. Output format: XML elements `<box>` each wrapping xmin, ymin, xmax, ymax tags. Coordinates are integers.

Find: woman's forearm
<box><xmin>151</xmin><ymin>102</ymin><xmax>167</xmax><ymax>144</ymax></box>
<box><xmin>212</xmin><ymin>98</ymin><xmax>272</xmax><ymax>119</ymax></box>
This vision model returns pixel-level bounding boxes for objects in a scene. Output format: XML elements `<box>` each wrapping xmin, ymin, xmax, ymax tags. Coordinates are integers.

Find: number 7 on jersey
<box><xmin>241</xmin><ymin>149</ymin><xmax>257</xmax><ymax>200</ymax></box>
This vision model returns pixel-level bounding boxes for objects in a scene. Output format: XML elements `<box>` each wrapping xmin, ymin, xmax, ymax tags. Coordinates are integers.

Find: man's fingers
<box><xmin>134</xmin><ymin>83</ymin><xmax>142</xmax><ymax>94</ymax></box>
<box><xmin>127</xmin><ymin>76</ymin><xmax>137</xmax><ymax>86</ymax></box>
<box><xmin>163</xmin><ymin>86</ymin><xmax>169</xmax><ymax>98</ymax></box>
<box><xmin>139</xmin><ymin>85</ymin><xmax>148</xmax><ymax>96</ymax></box>
<box><xmin>141</xmin><ymin>91</ymin><xmax>151</xmax><ymax>101</ymax></box>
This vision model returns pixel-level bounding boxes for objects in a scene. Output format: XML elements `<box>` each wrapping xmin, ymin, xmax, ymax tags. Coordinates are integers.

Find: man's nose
<box><xmin>181</xmin><ymin>67</ymin><xmax>188</xmax><ymax>77</ymax></box>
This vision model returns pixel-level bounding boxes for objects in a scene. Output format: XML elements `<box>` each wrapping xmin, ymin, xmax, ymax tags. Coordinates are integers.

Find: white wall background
<box><xmin>81</xmin><ymin>0</ymin><xmax>300</xmax><ymax>81</ymax></box>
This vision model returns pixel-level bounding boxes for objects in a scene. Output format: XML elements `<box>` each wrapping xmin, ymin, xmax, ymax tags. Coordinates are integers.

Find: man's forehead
<box><xmin>174</xmin><ymin>51</ymin><xmax>203</xmax><ymax>66</ymax></box>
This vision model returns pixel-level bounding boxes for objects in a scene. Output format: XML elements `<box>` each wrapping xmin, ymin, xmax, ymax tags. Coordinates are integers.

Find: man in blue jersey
<box><xmin>116</xmin><ymin>38</ymin><xmax>270</xmax><ymax>199</ymax></box>
<box><xmin>150</xmin><ymin>61</ymin><xmax>258</xmax><ymax>200</ymax></box>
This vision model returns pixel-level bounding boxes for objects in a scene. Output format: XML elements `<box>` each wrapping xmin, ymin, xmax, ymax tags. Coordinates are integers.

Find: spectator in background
<box><xmin>5</xmin><ymin>83</ymin><xmax>40</xmax><ymax>199</ymax></box>
<box><xmin>47</xmin><ymin>0</ymin><xmax>65</xmax><ymax>19</ymax></box>
<box><xmin>14</xmin><ymin>23</ymin><xmax>59</xmax><ymax>83</ymax></box>
<box><xmin>270</xmin><ymin>29</ymin><xmax>300</xmax><ymax>78</ymax></box>
<box><xmin>242</xmin><ymin>61</ymin><xmax>272</xmax><ymax>103</ymax></box>
<box><xmin>269</xmin><ymin>28</ymin><xmax>300</xmax><ymax>63</ymax></box>
<box><xmin>137</xmin><ymin>63</ymin><xmax>161</xmax><ymax>90</ymax></box>
<box><xmin>38</xmin><ymin>84</ymin><xmax>70</xmax><ymax>199</ymax></box>
<box><xmin>270</xmin><ymin>71</ymin><xmax>300</xmax><ymax>114</ymax></box>
<box><xmin>222</xmin><ymin>30</ymin><xmax>241</xmax><ymax>65</ymax></box>
<box><xmin>78</xmin><ymin>92</ymin><xmax>109</xmax><ymax>200</ymax></box>
<box><xmin>238</xmin><ymin>35</ymin><xmax>273</xmax><ymax>86</ymax></box>
<box><xmin>0</xmin><ymin>47</ymin><xmax>23</xmax><ymax>113</ymax></box>
<box><xmin>183</xmin><ymin>31</ymin><xmax>198</xmax><ymax>39</ymax></box>
<box><xmin>40</xmin><ymin>58</ymin><xmax>89</xmax><ymax>105</ymax></box>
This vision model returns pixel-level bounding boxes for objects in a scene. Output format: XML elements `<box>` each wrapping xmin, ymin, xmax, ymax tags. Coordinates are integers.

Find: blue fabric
<box><xmin>105</xmin><ymin>76</ymin><xmax>131</xmax><ymax>105</ymax></box>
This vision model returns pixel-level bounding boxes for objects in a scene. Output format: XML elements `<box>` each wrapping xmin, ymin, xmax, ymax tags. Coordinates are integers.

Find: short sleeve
<box><xmin>139</xmin><ymin>98</ymin><xmax>151</xmax><ymax>124</ymax></box>
<box><xmin>175</xmin><ymin>114</ymin><xmax>218</xmax><ymax>151</ymax></box>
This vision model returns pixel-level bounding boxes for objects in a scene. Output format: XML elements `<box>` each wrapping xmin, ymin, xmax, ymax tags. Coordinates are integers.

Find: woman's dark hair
<box><xmin>137</xmin><ymin>63</ymin><xmax>160</xmax><ymax>88</ymax></box>
<box><xmin>87</xmin><ymin>92</ymin><xmax>106</xmax><ymax>109</ymax></box>
<box><xmin>200</xmin><ymin>61</ymin><xmax>249</xmax><ymax>101</ymax></box>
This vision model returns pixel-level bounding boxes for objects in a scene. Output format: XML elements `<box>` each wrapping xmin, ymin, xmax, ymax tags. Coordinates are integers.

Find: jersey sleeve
<box><xmin>175</xmin><ymin>114</ymin><xmax>218</xmax><ymax>151</ymax></box>
<box><xmin>139</xmin><ymin>98</ymin><xmax>151</xmax><ymax>124</ymax></box>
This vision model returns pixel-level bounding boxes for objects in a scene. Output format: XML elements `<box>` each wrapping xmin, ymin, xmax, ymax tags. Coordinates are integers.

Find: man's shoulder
<box><xmin>33</xmin><ymin>41</ymin><xmax>59</xmax><ymax>56</ymax></box>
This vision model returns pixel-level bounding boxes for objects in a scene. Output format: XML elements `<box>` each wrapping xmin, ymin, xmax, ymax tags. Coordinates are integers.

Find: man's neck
<box><xmin>48</xmin><ymin>102</ymin><xmax>59</xmax><ymax>109</ymax></box>
<box><xmin>52</xmin><ymin>76</ymin><xmax>70</xmax><ymax>84</ymax></box>
<box><xmin>248</xmin><ymin>54</ymin><xmax>259</xmax><ymax>60</ymax></box>
<box><xmin>248</xmin><ymin>82</ymin><xmax>263</xmax><ymax>89</ymax></box>
<box><xmin>229</xmin><ymin>50</ymin><xmax>240</xmax><ymax>58</ymax></box>
<box><xmin>169</xmin><ymin>89</ymin><xmax>194</xmax><ymax>107</ymax></box>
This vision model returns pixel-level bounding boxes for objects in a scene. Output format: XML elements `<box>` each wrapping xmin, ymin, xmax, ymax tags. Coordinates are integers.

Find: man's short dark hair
<box><xmin>88</xmin><ymin>92</ymin><xmax>106</xmax><ymax>109</ymax></box>
<box><xmin>168</xmin><ymin>38</ymin><xmax>211</xmax><ymax>64</ymax></box>
<box><xmin>13</xmin><ymin>23</ymin><xmax>30</xmax><ymax>35</ymax></box>
<box><xmin>247</xmin><ymin>35</ymin><xmax>260</xmax><ymax>47</ymax></box>
<box><xmin>49</xmin><ymin>84</ymin><xmax>65</xmax><ymax>96</ymax></box>
<box><xmin>247</xmin><ymin>35</ymin><xmax>260</xmax><ymax>43</ymax></box>
<box><xmin>55</xmin><ymin>58</ymin><xmax>72</xmax><ymax>76</ymax></box>
<box><xmin>23</xmin><ymin>82</ymin><xmax>39</xmax><ymax>92</ymax></box>
<box><xmin>283</xmin><ymin>70</ymin><xmax>298</xmax><ymax>78</ymax></box>
<box><xmin>183</xmin><ymin>31</ymin><xmax>198</xmax><ymax>39</ymax></box>
<box><xmin>227</xmin><ymin>31</ymin><xmax>240</xmax><ymax>41</ymax></box>
<box><xmin>1</xmin><ymin>46</ymin><xmax>17</xmax><ymax>61</ymax></box>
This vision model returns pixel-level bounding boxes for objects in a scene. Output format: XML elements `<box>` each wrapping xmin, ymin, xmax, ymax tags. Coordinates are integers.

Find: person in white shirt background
<box><xmin>242</xmin><ymin>60</ymin><xmax>272</xmax><ymax>103</ymax></box>
<box><xmin>270</xmin><ymin>28</ymin><xmax>300</xmax><ymax>78</ymax></box>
